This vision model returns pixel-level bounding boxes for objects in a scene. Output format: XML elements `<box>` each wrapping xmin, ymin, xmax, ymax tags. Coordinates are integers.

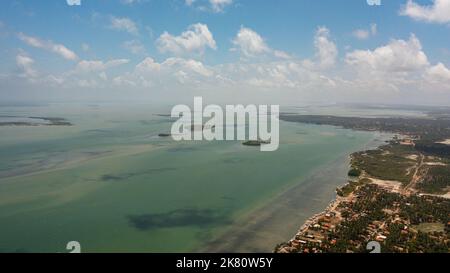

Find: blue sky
<box><xmin>1</xmin><ymin>0</ymin><xmax>450</xmax><ymax>105</ymax></box>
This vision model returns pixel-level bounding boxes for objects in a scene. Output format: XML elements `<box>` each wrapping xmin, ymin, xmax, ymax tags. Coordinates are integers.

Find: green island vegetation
<box><xmin>154</xmin><ymin>114</ymin><xmax>172</xmax><ymax>117</ymax></box>
<box><xmin>242</xmin><ymin>140</ymin><xmax>270</xmax><ymax>146</ymax></box>
<box><xmin>0</xmin><ymin>116</ymin><xmax>73</xmax><ymax>126</ymax></box>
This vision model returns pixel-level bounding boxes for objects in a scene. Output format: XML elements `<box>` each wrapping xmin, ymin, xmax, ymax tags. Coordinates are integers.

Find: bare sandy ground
<box><xmin>436</xmin><ymin>139</ymin><xmax>450</xmax><ymax>145</ymax></box>
<box><xmin>425</xmin><ymin>162</ymin><xmax>447</xmax><ymax>166</ymax></box>
<box><xmin>368</xmin><ymin>178</ymin><xmax>403</xmax><ymax>193</ymax></box>
<box><xmin>421</xmin><ymin>192</ymin><xmax>450</xmax><ymax>199</ymax></box>
<box><xmin>406</xmin><ymin>154</ymin><xmax>418</xmax><ymax>160</ymax></box>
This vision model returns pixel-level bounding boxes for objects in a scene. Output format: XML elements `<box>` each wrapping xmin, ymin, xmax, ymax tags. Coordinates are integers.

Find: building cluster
<box><xmin>277</xmin><ymin>184</ymin><xmax>449</xmax><ymax>253</ymax></box>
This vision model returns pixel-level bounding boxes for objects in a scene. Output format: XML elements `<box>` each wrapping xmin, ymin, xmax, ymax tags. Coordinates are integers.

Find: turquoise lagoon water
<box><xmin>0</xmin><ymin>103</ymin><xmax>390</xmax><ymax>253</ymax></box>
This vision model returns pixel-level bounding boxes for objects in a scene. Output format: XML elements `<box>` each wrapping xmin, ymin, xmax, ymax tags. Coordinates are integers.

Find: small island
<box><xmin>0</xmin><ymin>116</ymin><xmax>73</xmax><ymax>126</ymax></box>
<box><xmin>242</xmin><ymin>140</ymin><xmax>270</xmax><ymax>146</ymax></box>
<box><xmin>154</xmin><ymin>114</ymin><xmax>172</xmax><ymax>117</ymax></box>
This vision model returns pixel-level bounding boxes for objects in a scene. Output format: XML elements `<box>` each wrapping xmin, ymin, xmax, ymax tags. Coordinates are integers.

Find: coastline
<box><xmin>275</xmin><ymin>115</ymin><xmax>450</xmax><ymax>253</ymax></box>
<box><xmin>279</xmin><ymin>132</ymin><xmax>394</xmax><ymax>252</ymax></box>
<box><xmin>201</xmin><ymin>130</ymin><xmax>392</xmax><ymax>253</ymax></box>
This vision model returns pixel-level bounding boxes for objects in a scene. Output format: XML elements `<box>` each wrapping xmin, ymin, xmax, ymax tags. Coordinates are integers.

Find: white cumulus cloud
<box><xmin>308</xmin><ymin>27</ymin><xmax>338</xmax><ymax>69</ymax></box>
<box><xmin>120</xmin><ymin>0</ymin><xmax>143</xmax><ymax>5</ymax></box>
<box><xmin>113</xmin><ymin>57</ymin><xmax>214</xmax><ymax>87</ymax></box>
<box><xmin>232</xmin><ymin>26</ymin><xmax>270</xmax><ymax>57</ymax></box>
<box><xmin>16</xmin><ymin>53</ymin><xmax>37</xmax><ymax>78</ymax></box>
<box><xmin>352</xmin><ymin>23</ymin><xmax>377</xmax><ymax>40</ymax></box>
<box><xmin>210</xmin><ymin>0</ymin><xmax>233</xmax><ymax>12</ymax></box>
<box><xmin>18</xmin><ymin>33</ymin><xmax>78</xmax><ymax>61</ymax></box>
<box><xmin>231</xmin><ymin>27</ymin><xmax>292</xmax><ymax>60</ymax></box>
<box><xmin>345</xmin><ymin>34</ymin><xmax>429</xmax><ymax>73</ymax></box>
<box><xmin>184</xmin><ymin>0</ymin><xmax>233</xmax><ymax>13</ymax></box>
<box><xmin>75</xmin><ymin>59</ymin><xmax>130</xmax><ymax>73</ymax></box>
<box><xmin>110</xmin><ymin>16</ymin><xmax>139</xmax><ymax>35</ymax></box>
<box><xmin>400</xmin><ymin>0</ymin><xmax>450</xmax><ymax>24</ymax></box>
<box><xmin>156</xmin><ymin>23</ymin><xmax>217</xmax><ymax>55</ymax></box>
<box><xmin>426</xmin><ymin>62</ymin><xmax>450</xmax><ymax>83</ymax></box>
<box><xmin>123</xmin><ymin>40</ymin><xmax>146</xmax><ymax>55</ymax></box>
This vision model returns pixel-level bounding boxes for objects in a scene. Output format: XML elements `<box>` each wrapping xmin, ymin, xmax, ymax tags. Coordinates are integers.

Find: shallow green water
<box><xmin>0</xmin><ymin>103</ymin><xmax>382</xmax><ymax>253</ymax></box>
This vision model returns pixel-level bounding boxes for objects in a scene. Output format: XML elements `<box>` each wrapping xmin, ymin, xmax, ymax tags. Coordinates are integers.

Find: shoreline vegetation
<box><xmin>276</xmin><ymin>113</ymin><xmax>450</xmax><ymax>253</ymax></box>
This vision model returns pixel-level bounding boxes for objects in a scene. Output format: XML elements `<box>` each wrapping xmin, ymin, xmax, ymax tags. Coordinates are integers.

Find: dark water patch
<box><xmin>201</xmin><ymin>156</ymin><xmax>356</xmax><ymax>253</ymax></box>
<box><xmin>0</xmin><ymin>248</ymin><xmax>30</xmax><ymax>253</ymax></box>
<box><xmin>108</xmin><ymin>120</ymin><xmax>125</xmax><ymax>124</ymax></box>
<box><xmin>101</xmin><ymin>174</ymin><xmax>126</xmax><ymax>181</ymax></box>
<box><xmin>222</xmin><ymin>158</ymin><xmax>246</xmax><ymax>164</ymax></box>
<box><xmin>139</xmin><ymin>120</ymin><xmax>172</xmax><ymax>125</ymax></box>
<box><xmin>144</xmin><ymin>167</ymin><xmax>177</xmax><ymax>174</ymax></box>
<box><xmin>140</xmin><ymin>119</ymin><xmax>174</xmax><ymax>126</ymax></box>
<box><xmin>158</xmin><ymin>133</ymin><xmax>171</xmax><ymax>137</ymax></box>
<box><xmin>84</xmin><ymin>129</ymin><xmax>115</xmax><ymax>135</ymax></box>
<box><xmin>139</xmin><ymin>120</ymin><xmax>154</xmax><ymax>125</ymax></box>
<box><xmin>83</xmin><ymin>150</ymin><xmax>113</xmax><ymax>156</ymax></box>
<box><xmin>127</xmin><ymin>209</ymin><xmax>229</xmax><ymax>230</ymax></box>
<box><xmin>153</xmin><ymin>143</ymin><xmax>168</xmax><ymax>147</ymax></box>
<box><xmin>167</xmin><ymin>146</ymin><xmax>199</xmax><ymax>153</ymax></box>
<box><xmin>100</xmin><ymin>168</ymin><xmax>177</xmax><ymax>182</ymax></box>
<box><xmin>221</xmin><ymin>196</ymin><xmax>235</xmax><ymax>201</ymax></box>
